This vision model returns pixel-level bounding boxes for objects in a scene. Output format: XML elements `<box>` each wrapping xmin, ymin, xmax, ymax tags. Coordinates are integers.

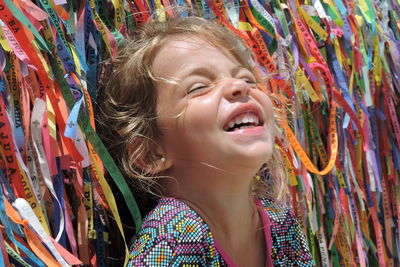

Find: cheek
<box><xmin>179</xmin><ymin>110</ymin><xmax>213</xmax><ymax>136</ymax></box>
<box><xmin>259</xmin><ymin>94</ymin><xmax>275</xmax><ymax>124</ymax></box>
<box><xmin>180</xmin><ymin>98</ymin><xmax>219</xmax><ymax>129</ymax></box>
<box><xmin>267</xmin><ymin>105</ymin><xmax>275</xmax><ymax>127</ymax></box>
<box><xmin>158</xmin><ymin>107</ymin><xmax>213</xmax><ymax>147</ymax></box>
<box><xmin>265</xmin><ymin>99</ymin><xmax>276</xmax><ymax>145</ymax></box>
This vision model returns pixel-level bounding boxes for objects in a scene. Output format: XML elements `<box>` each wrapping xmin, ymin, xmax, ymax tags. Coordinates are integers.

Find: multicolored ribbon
<box><xmin>0</xmin><ymin>0</ymin><xmax>399</xmax><ymax>266</ymax></box>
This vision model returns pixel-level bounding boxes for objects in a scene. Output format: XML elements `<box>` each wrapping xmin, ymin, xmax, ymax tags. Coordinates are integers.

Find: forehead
<box><xmin>152</xmin><ymin>36</ymin><xmax>241</xmax><ymax>79</ymax></box>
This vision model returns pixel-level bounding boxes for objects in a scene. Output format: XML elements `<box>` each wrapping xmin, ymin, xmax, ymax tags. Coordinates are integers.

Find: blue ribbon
<box><xmin>53</xmin><ymin>157</ymin><xmax>66</xmax><ymax>248</ymax></box>
<box><xmin>55</xmin><ymin>35</ymin><xmax>76</xmax><ymax>73</ymax></box>
<box><xmin>0</xmin><ymin>171</ymin><xmax>46</xmax><ymax>267</ymax></box>
<box><xmin>0</xmin><ymin>229</ymin><xmax>4</xmax><ymax>267</ymax></box>
<box><xmin>389</xmin><ymin>135</ymin><xmax>400</xmax><ymax>171</ymax></box>
<box><xmin>202</xmin><ymin>0</ymin><xmax>211</xmax><ymax>19</ymax></box>
<box><xmin>333</xmin><ymin>0</ymin><xmax>347</xmax><ymax>15</ymax></box>
<box><xmin>339</xmin><ymin>15</ymin><xmax>353</xmax><ymax>44</ymax></box>
<box><xmin>178</xmin><ymin>0</ymin><xmax>187</xmax><ymax>17</ymax></box>
<box><xmin>64</xmin><ymin>97</ymin><xmax>83</xmax><ymax>139</ymax></box>
<box><xmin>95</xmin><ymin>208</ymin><xmax>106</xmax><ymax>267</ymax></box>
<box><xmin>0</xmin><ymin>80</ymin><xmax>5</xmax><ymax>92</ymax></box>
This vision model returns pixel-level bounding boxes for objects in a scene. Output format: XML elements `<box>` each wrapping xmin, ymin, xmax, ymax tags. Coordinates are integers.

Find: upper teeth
<box><xmin>228</xmin><ymin>113</ymin><xmax>259</xmax><ymax>129</ymax></box>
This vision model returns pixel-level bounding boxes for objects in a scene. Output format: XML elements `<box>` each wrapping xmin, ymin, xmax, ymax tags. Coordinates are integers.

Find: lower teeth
<box><xmin>238</xmin><ymin>125</ymin><xmax>252</xmax><ymax>130</ymax></box>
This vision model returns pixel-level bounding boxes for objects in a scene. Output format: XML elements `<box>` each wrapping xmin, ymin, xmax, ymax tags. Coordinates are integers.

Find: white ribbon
<box><xmin>13</xmin><ymin>198</ymin><xmax>69</xmax><ymax>267</ymax></box>
<box><xmin>30</xmin><ymin>98</ymin><xmax>65</xmax><ymax>241</ymax></box>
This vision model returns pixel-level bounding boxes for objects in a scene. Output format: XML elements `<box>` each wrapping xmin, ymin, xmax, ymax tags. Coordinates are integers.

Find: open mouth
<box><xmin>224</xmin><ymin>112</ymin><xmax>263</xmax><ymax>132</ymax></box>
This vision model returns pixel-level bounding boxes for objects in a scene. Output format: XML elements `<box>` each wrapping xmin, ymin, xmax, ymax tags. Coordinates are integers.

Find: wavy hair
<box><xmin>96</xmin><ymin>16</ymin><xmax>287</xmax><ymax>202</ymax></box>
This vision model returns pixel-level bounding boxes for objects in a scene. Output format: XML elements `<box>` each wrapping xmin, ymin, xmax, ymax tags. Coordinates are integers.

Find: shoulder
<box><xmin>259</xmin><ymin>198</ymin><xmax>315</xmax><ymax>266</ymax></box>
<box><xmin>128</xmin><ymin>198</ymin><xmax>218</xmax><ymax>266</ymax></box>
<box><xmin>259</xmin><ymin>198</ymin><xmax>297</xmax><ymax>224</ymax></box>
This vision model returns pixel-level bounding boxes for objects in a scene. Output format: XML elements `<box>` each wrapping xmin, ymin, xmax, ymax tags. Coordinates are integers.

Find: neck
<box><xmin>163</xmin><ymin>164</ymin><xmax>265</xmax><ymax>266</ymax></box>
<box><xmin>179</xmin><ymin>191</ymin><xmax>259</xmax><ymax>239</ymax></box>
<box><xmin>163</xmin><ymin>162</ymin><xmax>260</xmax><ymax>239</ymax></box>
<box><xmin>162</xmin><ymin>162</ymin><xmax>266</xmax><ymax>266</ymax></box>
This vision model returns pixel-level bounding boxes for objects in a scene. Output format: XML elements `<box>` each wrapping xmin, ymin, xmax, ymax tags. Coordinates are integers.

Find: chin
<box><xmin>231</xmin><ymin>149</ymin><xmax>272</xmax><ymax>169</ymax></box>
<box><xmin>239</xmin><ymin>142</ymin><xmax>272</xmax><ymax>158</ymax></box>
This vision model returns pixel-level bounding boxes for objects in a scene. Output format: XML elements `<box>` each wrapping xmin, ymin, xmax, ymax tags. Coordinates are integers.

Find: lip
<box><xmin>223</xmin><ymin>102</ymin><xmax>264</xmax><ymax>131</ymax></box>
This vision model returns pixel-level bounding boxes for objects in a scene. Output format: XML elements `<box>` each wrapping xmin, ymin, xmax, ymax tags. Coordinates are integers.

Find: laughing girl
<box><xmin>98</xmin><ymin>17</ymin><xmax>314</xmax><ymax>267</ymax></box>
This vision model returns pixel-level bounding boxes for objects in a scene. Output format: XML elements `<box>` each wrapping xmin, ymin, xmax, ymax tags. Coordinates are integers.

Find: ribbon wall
<box><xmin>0</xmin><ymin>0</ymin><xmax>398</xmax><ymax>266</ymax></box>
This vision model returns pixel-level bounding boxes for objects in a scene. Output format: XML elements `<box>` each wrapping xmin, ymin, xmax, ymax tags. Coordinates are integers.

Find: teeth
<box><xmin>254</xmin><ymin>116</ymin><xmax>259</xmax><ymax>125</ymax></box>
<box><xmin>235</xmin><ymin>116</ymin><xmax>242</xmax><ymax>125</ymax></box>
<box><xmin>226</xmin><ymin>113</ymin><xmax>261</xmax><ymax>131</ymax></box>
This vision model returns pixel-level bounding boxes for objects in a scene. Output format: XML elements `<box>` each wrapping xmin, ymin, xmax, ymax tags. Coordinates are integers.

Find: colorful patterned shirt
<box><xmin>128</xmin><ymin>197</ymin><xmax>314</xmax><ymax>266</ymax></box>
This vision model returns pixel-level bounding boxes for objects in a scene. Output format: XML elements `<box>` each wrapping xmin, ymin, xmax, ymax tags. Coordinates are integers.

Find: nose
<box><xmin>223</xmin><ymin>78</ymin><xmax>251</xmax><ymax>101</ymax></box>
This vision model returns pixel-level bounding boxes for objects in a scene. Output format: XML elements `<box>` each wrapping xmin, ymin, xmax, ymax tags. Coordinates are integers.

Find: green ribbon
<box><xmin>4</xmin><ymin>0</ymin><xmax>50</xmax><ymax>52</ymax></box>
<box><xmin>250</xmin><ymin>6</ymin><xmax>275</xmax><ymax>36</ymax></box>
<box><xmin>5</xmin><ymin>242</ymin><xmax>33</xmax><ymax>267</ymax></box>
<box><xmin>37</xmin><ymin>0</ymin><xmax>71</xmax><ymax>53</ymax></box>
<box><xmin>270</xmin><ymin>0</ymin><xmax>290</xmax><ymax>38</ymax></box>
<box><xmin>49</xmin><ymin>56</ymin><xmax>142</xmax><ymax>232</ymax></box>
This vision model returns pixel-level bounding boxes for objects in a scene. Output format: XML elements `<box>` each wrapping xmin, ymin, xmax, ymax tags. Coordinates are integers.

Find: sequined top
<box><xmin>128</xmin><ymin>197</ymin><xmax>314</xmax><ymax>266</ymax></box>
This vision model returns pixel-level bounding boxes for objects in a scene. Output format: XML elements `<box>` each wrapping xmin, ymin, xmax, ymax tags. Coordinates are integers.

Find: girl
<box><xmin>97</xmin><ymin>17</ymin><xmax>314</xmax><ymax>266</ymax></box>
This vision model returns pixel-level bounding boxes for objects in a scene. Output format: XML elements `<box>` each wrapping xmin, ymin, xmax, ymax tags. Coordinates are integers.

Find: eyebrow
<box><xmin>183</xmin><ymin>65</ymin><xmax>248</xmax><ymax>79</ymax></box>
<box><xmin>184</xmin><ymin>67</ymin><xmax>216</xmax><ymax>79</ymax></box>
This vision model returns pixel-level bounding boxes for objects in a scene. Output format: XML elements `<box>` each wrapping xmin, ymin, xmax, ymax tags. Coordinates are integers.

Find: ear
<box><xmin>133</xmin><ymin>144</ymin><xmax>173</xmax><ymax>175</ymax></box>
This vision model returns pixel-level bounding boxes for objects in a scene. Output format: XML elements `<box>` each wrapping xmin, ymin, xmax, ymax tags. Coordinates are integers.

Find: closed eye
<box><xmin>240</xmin><ymin>76</ymin><xmax>258</xmax><ymax>88</ymax></box>
<box><xmin>235</xmin><ymin>68</ymin><xmax>257</xmax><ymax>86</ymax></box>
<box><xmin>242</xmin><ymin>77</ymin><xmax>256</xmax><ymax>84</ymax></box>
<box><xmin>188</xmin><ymin>83</ymin><xmax>210</xmax><ymax>94</ymax></box>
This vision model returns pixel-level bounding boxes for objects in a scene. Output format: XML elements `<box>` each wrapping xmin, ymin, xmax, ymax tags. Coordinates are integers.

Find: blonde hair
<box><xmin>96</xmin><ymin>16</ymin><xmax>287</xmax><ymax>202</ymax></box>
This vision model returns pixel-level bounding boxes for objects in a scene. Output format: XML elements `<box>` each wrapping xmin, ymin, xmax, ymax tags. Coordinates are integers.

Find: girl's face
<box><xmin>153</xmin><ymin>36</ymin><xmax>275</xmax><ymax>174</ymax></box>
